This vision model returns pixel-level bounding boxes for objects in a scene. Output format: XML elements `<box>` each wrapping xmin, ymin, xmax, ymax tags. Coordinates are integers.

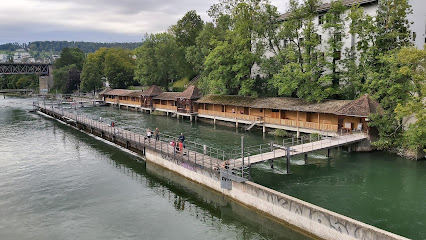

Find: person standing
<box><xmin>178</xmin><ymin>133</ymin><xmax>185</xmax><ymax>148</ymax></box>
<box><xmin>146</xmin><ymin>128</ymin><xmax>152</xmax><ymax>142</ymax></box>
<box><xmin>154</xmin><ymin>128</ymin><xmax>160</xmax><ymax>141</ymax></box>
<box><xmin>179</xmin><ymin>140</ymin><xmax>184</xmax><ymax>154</ymax></box>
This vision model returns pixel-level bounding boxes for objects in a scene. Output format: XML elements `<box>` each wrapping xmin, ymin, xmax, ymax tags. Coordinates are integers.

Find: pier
<box><xmin>33</xmin><ymin>102</ymin><xmax>408</xmax><ymax>240</ymax></box>
<box><xmin>35</xmin><ymin>102</ymin><xmax>226</xmax><ymax>174</ymax></box>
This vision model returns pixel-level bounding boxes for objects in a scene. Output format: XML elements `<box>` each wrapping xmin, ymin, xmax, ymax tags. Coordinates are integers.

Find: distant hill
<box><xmin>0</xmin><ymin>41</ymin><xmax>142</xmax><ymax>53</ymax></box>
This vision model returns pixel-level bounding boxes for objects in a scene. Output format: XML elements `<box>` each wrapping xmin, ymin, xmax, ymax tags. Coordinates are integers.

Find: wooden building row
<box><xmin>100</xmin><ymin>86</ymin><xmax>381</xmax><ymax>135</ymax></box>
<box><xmin>100</xmin><ymin>85</ymin><xmax>202</xmax><ymax>114</ymax></box>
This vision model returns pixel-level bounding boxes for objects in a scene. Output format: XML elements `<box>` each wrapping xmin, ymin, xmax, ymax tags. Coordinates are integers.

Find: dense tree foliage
<box><xmin>54</xmin><ymin>48</ymin><xmax>85</xmax><ymax>70</ymax></box>
<box><xmin>52</xmin><ymin>48</ymin><xmax>85</xmax><ymax>93</ymax></box>
<box><xmin>52</xmin><ymin>64</ymin><xmax>80</xmax><ymax>94</ymax></box>
<box><xmin>0</xmin><ymin>75</ymin><xmax>38</xmax><ymax>89</ymax></box>
<box><xmin>134</xmin><ymin>33</ymin><xmax>192</xmax><ymax>89</ymax></box>
<box><xmin>80</xmin><ymin>48</ymin><xmax>136</xmax><ymax>90</ymax></box>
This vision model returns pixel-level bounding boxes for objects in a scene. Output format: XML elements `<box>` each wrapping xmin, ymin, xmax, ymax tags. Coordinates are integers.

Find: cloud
<box><xmin>0</xmin><ymin>0</ymin><xmax>289</xmax><ymax>43</ymax></box>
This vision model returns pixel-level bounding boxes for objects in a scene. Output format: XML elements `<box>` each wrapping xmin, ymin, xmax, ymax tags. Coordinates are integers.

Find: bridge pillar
<box><xmin>39</xmin><ymin>65</ymin><xmax>53</xmax><ymax>94</ymax></box>
<box><xmin>304</xmin><ymin>154</ymin><xmax>308</xmax><ymax>164</ymax></box>
<box><xmin>236</xmin><ymin>120</ymin><xmax>238</xmax><ymax>128</ymax></box>
<box><xmin>262</xmin><ymin>124</ymin><xmax>266</xmax><ymax>133</ymax></box>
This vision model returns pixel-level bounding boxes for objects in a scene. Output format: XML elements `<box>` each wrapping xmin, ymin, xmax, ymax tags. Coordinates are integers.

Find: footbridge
<box><xmin>228</xmin><ymin>133</ymin><xmax>368</xmax><ymax>177</ymax></box>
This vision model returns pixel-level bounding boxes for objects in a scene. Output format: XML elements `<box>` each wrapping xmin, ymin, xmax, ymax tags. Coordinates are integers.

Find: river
<box><xmin>1</xmin><ymin>96</ymin><xmax>425</xmax><ymax>239</ymax></box>
<box><xmin>0</xmin><ymin>96</ymin><xmax>311</xmax><ymax>240</ymax></box>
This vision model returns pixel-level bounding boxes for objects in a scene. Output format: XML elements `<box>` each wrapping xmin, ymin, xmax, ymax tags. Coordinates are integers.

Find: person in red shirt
<box><xmin>179</xmin><ymin>140</ymin><xmax>184</xmax><ymax>154</ymax></box>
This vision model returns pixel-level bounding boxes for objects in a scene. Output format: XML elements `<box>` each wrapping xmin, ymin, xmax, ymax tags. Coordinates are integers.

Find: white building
<box><xmin>309</xmin><ymin>0</ymin><xmax>426</xmax><ymax>50</ymax></box>
<box><xmin>0</xmin><ymin>54</ymin><xmax>8</xmax><ymax>63</ymax></box>
<box><xmin>253</xmin><ymin>0</ymin><xmax>426</xmax><ymax>77</ymax></box>
<box><xmin>12</xmin><ymin>50</ymin><xmax>32</xmax><ymax>63</ymax></box>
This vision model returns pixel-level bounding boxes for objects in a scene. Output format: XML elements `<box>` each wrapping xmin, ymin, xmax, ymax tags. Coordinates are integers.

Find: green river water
<box><xmin>1</xmin><ymin>96</ymin><xmax>425</xmax><ymax>239</ymax></box>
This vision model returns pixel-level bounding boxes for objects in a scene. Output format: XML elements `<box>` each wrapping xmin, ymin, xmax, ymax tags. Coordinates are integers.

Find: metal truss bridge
<box><xmin>0</xmin><ymin>63</ymin><xmax>51</xmax><ymax>75</ymax></box>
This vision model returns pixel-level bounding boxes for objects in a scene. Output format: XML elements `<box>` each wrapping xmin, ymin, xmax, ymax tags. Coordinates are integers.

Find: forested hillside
<box><xmin>0</xmin><ymin>41</ymin><xmax>142</xmax><ymax>53</ymax></box>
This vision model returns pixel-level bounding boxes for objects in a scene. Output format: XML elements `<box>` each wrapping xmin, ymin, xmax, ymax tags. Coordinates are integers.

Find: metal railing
<box><xmin>34</xmin><ymin>102</ymin><xmax>226</xmax><ymax>174</ymax></box>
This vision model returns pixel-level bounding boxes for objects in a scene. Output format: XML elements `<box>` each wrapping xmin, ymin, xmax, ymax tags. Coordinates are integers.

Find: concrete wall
<box><xmin>145</xmin><ymin>149</ymin><xmax>408</xmax><ymax>240</ymax></box>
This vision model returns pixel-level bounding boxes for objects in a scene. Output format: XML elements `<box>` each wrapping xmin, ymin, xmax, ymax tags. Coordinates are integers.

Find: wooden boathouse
<box><xmin>100</xmin><ymin>86</ymin><xmax>381</xmax><ymax>136</ymax></box>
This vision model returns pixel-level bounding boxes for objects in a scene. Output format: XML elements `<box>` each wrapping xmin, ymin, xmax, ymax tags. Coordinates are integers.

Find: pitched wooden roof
<box><xmin>195</xmin><ymin>95</ymin><xmax>256</xmax><ymax>107</ymax></box>
<box><xmin>196</xmin><ymin>95</ymin><xmax>356</xmax><ymax>115</ymax></box>
<box><xmin>141</xmin><ymin>85</ymin><xmax>163</xmax><ymax>97</ymax></box>
<box><xmin>99</xmin><ymin>88</ymin><xmax>112</xmax><ymax>95</ymax></box>
<box><xmin>126</xmin><ymin>90</ymin><xmax>143</xmax><ymax>97</ymax></box>
<box><xmin>103</xmin><ymin>89</ymin><xmax>135</xmax><ymax>96</ymax></box>
<box><xmin>178</xmin><ymin>85</ymin><xmax>202</xmax><ymax>100</ymax></box>
<box><xmin>153</xmin><ymin>92</ymin><xmax>181</xmax><ymax>101</ymax></box>
<box><xmin>101</xmin><ymin>89</ymin><xmax>143</xmax><ymax>97</ymax></box>
<box><xmin>335</xmin><ymin>94</ymin><xmax>382</xmax><ymax>117</ymax></box>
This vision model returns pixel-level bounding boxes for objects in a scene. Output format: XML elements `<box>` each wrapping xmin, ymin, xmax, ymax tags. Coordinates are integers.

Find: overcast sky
<box><xmin>0</xmin><ymin>0</ymin><xmax>290</xmax><ymax>43</ymax></box>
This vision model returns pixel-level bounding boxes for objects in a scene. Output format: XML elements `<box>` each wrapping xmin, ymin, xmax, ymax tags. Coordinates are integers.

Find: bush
<box><xmin>170</xmin><ymin>77</ymin><xmax>189</xmax><ymax>92</ymax></box>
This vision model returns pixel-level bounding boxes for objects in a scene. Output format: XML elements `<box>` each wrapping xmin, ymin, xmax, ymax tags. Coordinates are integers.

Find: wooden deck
<box><xmin>230</xmin><ymin>133</ymin><xmax>367</xmax><ymax>169</ymax></box>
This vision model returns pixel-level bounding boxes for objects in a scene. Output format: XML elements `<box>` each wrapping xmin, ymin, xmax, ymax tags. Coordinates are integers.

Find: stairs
<box><xmin>246</xmin><ymin>121</ymin><xmax>262</xmax><ymax>131</ymax></box>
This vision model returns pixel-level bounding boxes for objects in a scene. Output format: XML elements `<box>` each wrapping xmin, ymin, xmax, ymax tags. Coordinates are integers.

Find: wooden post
<box><xmin>327</xmin><ymin>148</ymin><xmax>330</xmax><ymax>158</ymax></box>
<box><xmin>296</xmin><ymin>111</ymin><xmax>300</xmax><ymax>138</ymax></box>
<box><xmin>304</xmin><ymin>153</ymin><xmax>308</xmax><ymax>165</ymax></box>
<box><xmin>318</xmin><ymin>113</ymin><xmax>320</xmax><ymax>130</ymax></box>
<box><xmin>241</xmin><ymin>136</ymin><xmax>244</xmax><ymax>177</ymax></box>
<box><xmin>286</xmin><ymin>146</ymin><xmax>291</xmax><ymax>174</ymax></box>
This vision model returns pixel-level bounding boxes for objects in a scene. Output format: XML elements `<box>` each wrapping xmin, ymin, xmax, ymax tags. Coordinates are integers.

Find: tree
<box><xmin>323</xmin><ymin>0</ymin><xmax>346</xmax><ymax>88</ymax></box>
<box><xmin>52</xmin><ymin>64</ymin><xmax>80</xmax><ymax>93</ymax></box>
<box><xmin>104</xmin><ymin>48</ymin><xmax>135</xmax><ymax>89</ymax></box>
<box><xmin>202</xmin><ymin>0</ymin><xmax>277</xmax><ymax>96</ymax></box>
<box><xmin>135</xmin><ymin>33</ymin><xmax>190</xmax><ymax>88</ymax></box>
<box><xmin>54</xmin><ymin>48</ymin><xmax>85</xmax><ymax>70</ymax></box>
<box><xmin>170</xmin><ymin>10</ymin><xmax>204</xmax><ymax>48</ymax></box>
<box><xmin>271</xmin><ymin>0</ymin><xmax>334</xmax><ymax>102</ymax></box>
<box><xmin>80</xmin><ymin>54</ymin><xmax>102</xmax><ymax>93</ymax></box>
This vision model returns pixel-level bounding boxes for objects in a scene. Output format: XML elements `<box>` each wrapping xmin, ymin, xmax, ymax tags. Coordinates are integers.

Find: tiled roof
<box><xmin>335</xmin><ymin>94</ymin><xmax>382</xmax><ymax>117</ymax></box>
<box><xmin>153</xmin><ymin>92</ymin><xmax>181</xmax><ymax>101</ymax></box>
<box><xmin>141</xmin><ymin>85</ymin><xmax>163</xmax><ymax>97</ymax></box>
<box><xmin>178</xmin><ymin>85</ymin><xmax>202</xmax><ymax>100</ymax></box>
<box><xmin>278</xmin><ymin>0</ymin><xmax>378</xmax><ymax>21</ymax></box>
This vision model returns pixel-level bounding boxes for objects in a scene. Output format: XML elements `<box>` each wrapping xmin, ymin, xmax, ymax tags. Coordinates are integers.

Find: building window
<box><xmin>334</xmin><ymin>51</ymin><xmax>341</xmax><ymax>60</ymax></box>
<box><xmin>412</xmin><ymin>32</ymin><xmax>416</xmax><ymax>41</ymax></box>
<box><xmin>335</xmin><ymin>33</ymin><xmax>342</xmax><ymax>42</ymax></box>
<box><xmin>318</xmin><ymin>15</ymin><xmax>324</xmax><ymax>25</ymax></box>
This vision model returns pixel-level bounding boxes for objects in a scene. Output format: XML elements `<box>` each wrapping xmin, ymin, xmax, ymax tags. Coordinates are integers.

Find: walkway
<box><xmin>36</xmin><ymin>104</ymin><xmax>224</xmax><ymax>173</ymax></box>
<box><xmin>229</xmin><ymin>133</ymin><xmax>367</xmax><ymax>169</ymax></box>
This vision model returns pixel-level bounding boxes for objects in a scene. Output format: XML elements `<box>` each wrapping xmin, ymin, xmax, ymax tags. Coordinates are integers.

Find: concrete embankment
<box><xmin>36</xmin><ymin>106</ymin><xmax>409</xmax><ymax>240</ymax></box>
